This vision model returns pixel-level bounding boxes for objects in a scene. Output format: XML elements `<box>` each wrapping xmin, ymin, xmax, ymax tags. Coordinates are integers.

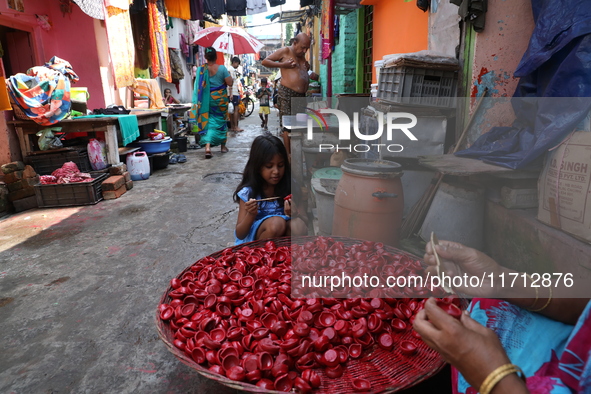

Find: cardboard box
<box><xmin>538</xmin><ymin>131</ymin><xmax>591</xmax><ymax>243</ymax></box>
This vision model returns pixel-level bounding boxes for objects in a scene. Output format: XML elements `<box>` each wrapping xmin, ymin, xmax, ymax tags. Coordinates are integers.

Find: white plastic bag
<box><xmin>228</xmin><ymin>102</ymin><xmax>234</xmax><ymax>114</ymax></box>
<box><xmin>87</xmin><ymin>138</ymin><xmax>107</xmax><ymax>170</ymax></box>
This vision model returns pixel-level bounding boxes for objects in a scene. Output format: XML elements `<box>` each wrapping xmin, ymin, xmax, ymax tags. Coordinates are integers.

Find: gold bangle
<box><xmin>529</xmin><ymin>285</ymin><xmax>552</xmax><ymax>312</ymax></box>
<box><xmin>480</xmin><ymin>364</ymin><xmax>524</xmax><ymax>394</ymax></box>
<box><xmin>524</xmin><ymin>273</ymin><xmax>538</xmax><ymax>310</ymax></box>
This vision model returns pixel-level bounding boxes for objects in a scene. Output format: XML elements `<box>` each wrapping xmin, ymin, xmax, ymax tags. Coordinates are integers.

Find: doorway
<box><xmin>0</xmin><ymin>24</ymin><xmax>36</xmax><ymax>76</ymax></box>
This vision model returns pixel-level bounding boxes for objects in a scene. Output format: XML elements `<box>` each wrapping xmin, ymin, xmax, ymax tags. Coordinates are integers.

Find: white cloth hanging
<box><xmin>247</xmin><ymin>0</ymin><xmax>268</xmax><ymax>15</ymax></box>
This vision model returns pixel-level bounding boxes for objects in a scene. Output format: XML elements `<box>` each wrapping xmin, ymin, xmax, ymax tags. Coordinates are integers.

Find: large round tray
<box><xmin>156</xmin><ymin>236</ymin><xmax>446</xmax><ymax>393</ymax></box>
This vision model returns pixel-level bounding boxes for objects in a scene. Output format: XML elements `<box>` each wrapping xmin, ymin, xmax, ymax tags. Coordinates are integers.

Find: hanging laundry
<box><xmin>226</xmin><ymin>0</ymin><xmax>247</xmax><ymax>16</ymax></box>
<box><xmin>169</xmin><ymin>48</ymin><xmax>185</xmax><ymax>81</ymax></box>
<box><xmin>72</xmin><ymin>0</ymin><xmax>105</xmax><ymax>19</ymax></box>
<box><xmin>0</xmin><ymin>63</ymin><xmax>12</xmax><ymax>111</ymax></box>
<box><xmin>165</xmin><ymin>0</ymin><xmax>191</xmax><ymax>20</ymax></box>
<box><xmin>0</xmin><ymin>77</ymin><xmax>11</xmax><ymax>111</ymax></box>
<box><xmin>180</xmin><ymin>33</ymin><xmax>190</xmax><ymax>57</ymax></box>
<box><xmin>416</xmin><ymin>0</ymin><xmax>429</xmax><ymax>11</ymax></box>
<box><xmin>130</xmin><ymin>9</ymin><xmax>150</xmax><ymax>69</ymax></box>
<box><xmin>247</xmin><ymin>0</ymin><xmax>267</xmax><ymax>15</ymax></box>
<box><xmin>133</xmin><ymin>79</ymin><xmax>165</xmax><ymax>108</ymax></box>
<box><xmin>268</xmin><ymin>0</ymin><xmax>286</xmax><ymax>7</ymax></box>
<box><xmin>189</xmin><ymin>0</ymin><xmax>204</xmax><ymax>20</ymax></box>
<box><xmin>130</xmin><ymin>0</ymin><xmax>147</xmax><ymax>12</ymax></box>
<box><xmin>203</xmin><ymin>0</ymin><xmax>225</xmax><ymax>19</ymax></box>
<box><xmin>186</xmin><ymin>19</ymin><xmax>201</xmax><ymax>43</ymax></box>
<box><xmin>320</xmin><ymin>0</ymin><xmax>333</xmax><ymax>59</ymax></box>
<box><xmin>148</xmin><ymin>0</ymin><xmax>172</xmax><ymax>82</ymax></box>
<box><xmin>134</xmin><ymin>67</ymin><xmax>150</xmax><ymax>79</ymax></box>
<box><xmin>104</xmin><ymin>4</ymin><xmax>136</xmax><ymax>88</ymax></box>
<box><xmin>450</xmin><ymin>0</ymin><xmax>487</xmax><ymax>32</ymax></box>
<box><xmin>105</xmin><ymin>0</ymin><xmax>132</xmax><ymax>9</ymax></box>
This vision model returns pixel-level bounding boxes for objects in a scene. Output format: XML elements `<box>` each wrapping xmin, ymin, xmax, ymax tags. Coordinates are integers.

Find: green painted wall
<box><xmin>331</xmin><ymin>11</ymin><xmax>359</xmax><ymax>94</ymax></box>
<box><xmin>320</xmin><ymin>63</ymin><xmax>328</xmax><ymax>97</ymax></box>
<box><xmin>317</xmin><ymin>10</ymin><xmax>359</xmax><ymax>96</ymax></box>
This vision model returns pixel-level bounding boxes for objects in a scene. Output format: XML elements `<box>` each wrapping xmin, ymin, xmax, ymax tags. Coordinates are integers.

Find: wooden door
<box><xmin>5</xmin><ymin>31</ymin><xmax>35</xmax><ymax>74</ymax></box>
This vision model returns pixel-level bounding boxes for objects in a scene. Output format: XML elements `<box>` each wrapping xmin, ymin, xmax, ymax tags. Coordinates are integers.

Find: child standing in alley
<box><xmin>256</xmin><ymin>77</ymin><xmax>272</xmax><ymax>130</ymax></box>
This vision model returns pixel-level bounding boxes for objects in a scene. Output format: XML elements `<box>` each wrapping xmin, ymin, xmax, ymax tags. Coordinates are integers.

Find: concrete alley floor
<box><xmin>0</xmin><ymin>106</ymin><xmax>282</xmax><ymax>393</ymax></box>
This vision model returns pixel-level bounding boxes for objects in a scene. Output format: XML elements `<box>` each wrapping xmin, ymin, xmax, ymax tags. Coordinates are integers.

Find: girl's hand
<box><xmin>424</xmin><ymin>240</ymin><xmax>503</xmax><ymax>298</ymax></box>
<box><xmin>413</xmin><ymin>298</ymin><xmax>512</xmax><ymax>390</ymax></box>
<box><xmin>284</xmin><ymin>198</ymin><xmax>292</xmax><ymax>217</ymax></box>
<box><xmin>244</xmin><ymin>199</ymin><xmax>258</xmax><ymax>216</ymax></box>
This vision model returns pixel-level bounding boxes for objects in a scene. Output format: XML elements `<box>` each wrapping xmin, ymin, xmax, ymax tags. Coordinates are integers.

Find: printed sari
<box><xmin>454</xmin><ymin>299</ymin><xmax>591</xmax><ymax>393</ymax></box>
<box><xmin>190</xmin><ymin>64</ymin><xmax>229</xmax><ymax>147</ymax></box>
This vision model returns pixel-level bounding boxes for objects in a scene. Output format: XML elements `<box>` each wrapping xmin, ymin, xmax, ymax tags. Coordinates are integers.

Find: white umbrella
<box><xmin>192</xmin><ymin>26</ymin><xmax>264</xmax><ymax>55</ymax></box>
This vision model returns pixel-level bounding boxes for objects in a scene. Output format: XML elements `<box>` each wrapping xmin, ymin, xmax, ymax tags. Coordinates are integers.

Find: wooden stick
<box><xmin>252</xmin><ymin>197</ymin><xmax>281</xmax><ymax>202</ymax></box>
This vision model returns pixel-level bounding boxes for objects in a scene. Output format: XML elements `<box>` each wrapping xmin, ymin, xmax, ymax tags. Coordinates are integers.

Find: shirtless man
<box><xmin>262</xmin><ymin>33</ymin><xmax>317</xmax><ymax>154</ymax></box>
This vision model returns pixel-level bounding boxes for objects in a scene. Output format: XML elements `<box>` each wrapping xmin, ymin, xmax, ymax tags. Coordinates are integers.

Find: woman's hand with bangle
<box><xmin>413</xmin><ymin>298</ymin><xmax>521</xmax><ymax>391</ymax></box>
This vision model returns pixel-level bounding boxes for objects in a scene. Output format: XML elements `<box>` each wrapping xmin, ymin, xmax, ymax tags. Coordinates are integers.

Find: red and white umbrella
<box><xmin>192</xmin><ymin>26</ymin><xmax>264</xmax><ymax>55</ymax></box>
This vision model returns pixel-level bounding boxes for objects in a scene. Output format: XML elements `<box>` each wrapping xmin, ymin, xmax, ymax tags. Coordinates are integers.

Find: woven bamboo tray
<box><xmin>156</xmin><ymin>236</ymin><xmax>447</xmax><ymax>393</ymax></box>
<box><xmin>9</xmin><ymin>96</ymin><xmax>30</xmax><ymax>120</ymax></box>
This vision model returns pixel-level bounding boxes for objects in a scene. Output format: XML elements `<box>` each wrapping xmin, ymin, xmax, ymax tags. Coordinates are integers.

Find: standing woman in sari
<box><xmin>192</xmin><ymin>47</ymin><xmax>233</xmax><ymax>159</ymax></box>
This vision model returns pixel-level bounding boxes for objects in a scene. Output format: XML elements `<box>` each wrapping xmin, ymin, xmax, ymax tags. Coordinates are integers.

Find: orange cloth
<box><xmin>165</xmin><ymin>0</ymin><xmax>191</xmax><ymax>20</ymax></box>
<box><xmin>133</xmin><ymin>79</ymin><xmax>165</xmax><ymax>109</ymax></box>
<box><xmin>148</xmin><ymin>0</ymin><xmax>172</xmax><ymax>82</ymax></box>
<box><xmin>0</xmin><ymin>77</ymin><xmax>11</xmax><ymax>111</ymax></box>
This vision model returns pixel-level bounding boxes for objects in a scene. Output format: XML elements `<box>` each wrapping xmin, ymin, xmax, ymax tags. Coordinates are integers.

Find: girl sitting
<box><xmin>234</xmin><ymin>135</ymin><xmax>306</xmax><ymax>244</ymax></box>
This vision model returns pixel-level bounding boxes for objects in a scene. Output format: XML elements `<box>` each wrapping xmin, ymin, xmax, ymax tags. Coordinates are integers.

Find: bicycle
<box><xmin>241</xmin><ymin>90</ymin><xmax>255</xmax><ymax>118</ymax></box>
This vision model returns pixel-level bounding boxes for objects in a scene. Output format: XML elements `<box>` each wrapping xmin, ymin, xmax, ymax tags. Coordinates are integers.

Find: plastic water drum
<box><xmin>332</xmin><ymin>159</ymin><xmax>404</xmax><ymax>246</ymax></box>
<box><xmin>126</xmin><ymin>151</ymin><xmax>150</xmax><ymax>181</ymax></box>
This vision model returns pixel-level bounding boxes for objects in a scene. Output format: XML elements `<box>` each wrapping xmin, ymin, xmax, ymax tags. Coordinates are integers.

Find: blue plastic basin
<box><xmin>132</xmin><ymin>137</ymin><xmax>172</xmax><ymax>154</ymax></box>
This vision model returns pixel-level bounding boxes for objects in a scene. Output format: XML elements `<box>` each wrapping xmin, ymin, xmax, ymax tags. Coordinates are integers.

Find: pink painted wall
<box><xmin>467</xmin><ymin>0</ymin><xmax>535</xmax><ymax>140</ymax></box>
<box><xmin>45</xmin><ymin>5</ymin><xmax>105</xmax><ymax>111</ymax></box>
<box><xmin>0</xmin><ymin>0</ymin><xmax>106</xmax><ymax>164</ymax></box>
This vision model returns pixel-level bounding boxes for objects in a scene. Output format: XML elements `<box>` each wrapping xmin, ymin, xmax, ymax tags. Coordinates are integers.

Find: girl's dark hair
<box><xmin>231</xmin><ymin>56</ymin><xmax>240</xmax><ymax>65</ymax></box>
<box><xmin>234</xmin><ymin>135</ymin><xmax>290</xmax><ymax>202</ymax></box>
<box><xmin>204</xmin><ymin>47</ymin><xmax>217</xmax><ymax>62</ymax></box>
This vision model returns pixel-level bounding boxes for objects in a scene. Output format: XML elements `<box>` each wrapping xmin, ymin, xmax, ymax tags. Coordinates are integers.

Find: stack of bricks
<box><xmin>102</xmin><ymin>163</ymin><xmax>133</xmax><ymax>200</ymax></box>
<box><xmin>1</xmin><ymin>161</ymin><xmax>40</xmax><ymax>212</ymax></box>
<box><xmin>0</xmin><ymin>175</ymin><xmax>8</xmax><ymax>215</ymax></box>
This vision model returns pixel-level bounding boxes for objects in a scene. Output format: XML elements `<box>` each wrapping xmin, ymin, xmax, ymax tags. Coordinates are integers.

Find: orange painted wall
<box><xmin>367</xmin><ymin>0</ymin><xmax>429</xmax><ymax>83</ymax></box>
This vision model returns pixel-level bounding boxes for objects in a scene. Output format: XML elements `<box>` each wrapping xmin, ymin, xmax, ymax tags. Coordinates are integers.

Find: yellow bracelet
<box><xmin>524</xmin><ymin>273</ymin><xmax>538</xmax><ymax>310</ymax></box>
<box><xmin>480</xmin><ymin>364</ymin><xmax>524</xmax><ymax>394</ymax></box>
<box><xmin>529</xmin><ymin>285</ymin><xmax>552</xmax><ymax>312</ymax></box>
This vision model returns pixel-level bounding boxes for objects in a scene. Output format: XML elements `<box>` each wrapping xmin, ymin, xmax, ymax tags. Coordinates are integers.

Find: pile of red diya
<box><xmin>156</xmin><ymin>236</ymin><xmax>460</xmax><ymax>393</ymax></box>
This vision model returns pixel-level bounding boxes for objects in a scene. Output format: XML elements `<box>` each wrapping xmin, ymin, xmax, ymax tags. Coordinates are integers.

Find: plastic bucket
<box><xmin>175</xmin><ymin>136</ymin><xmax>188</xmax><ymax>152</ymax></box>
<box><xmin>312</xmin><ymin>178</ymin><xmax>338</xmax><ymax>236</ymax></box>
<box><xmin>71</xmin><ymin>87</ymin><xmax>90</xmax><ymax>103</ymax></box>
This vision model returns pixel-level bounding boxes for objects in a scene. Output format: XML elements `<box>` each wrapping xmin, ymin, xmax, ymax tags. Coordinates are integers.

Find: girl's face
<box><xmin>260</xmin><ymin>154</ymin><xmax>285</xmax><ymax>186</ymax></box>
